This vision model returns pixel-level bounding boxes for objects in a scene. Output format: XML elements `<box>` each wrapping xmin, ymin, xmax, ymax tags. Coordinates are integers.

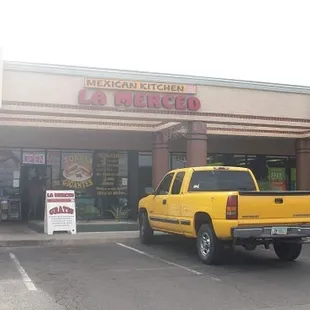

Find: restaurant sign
<box><xmin>78</xmin><ymin>89</ymin><xmax>201</xmax><ymax>112</ymax></box>
<box><xmin>84</xmin><ymin>78</ymin><xmax>196</xmax><ymax>94</ymax></box>
<box><xmin>44</xmin><ymin>190</ymin><xmax>76</xmax><ymax>235</ymax></box>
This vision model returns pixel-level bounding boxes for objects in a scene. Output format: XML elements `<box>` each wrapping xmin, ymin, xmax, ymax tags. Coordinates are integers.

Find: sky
<box><xmin>1</xmin><ymin>0</ymin><xmax>310</xmax><ymax>86</ymax></box>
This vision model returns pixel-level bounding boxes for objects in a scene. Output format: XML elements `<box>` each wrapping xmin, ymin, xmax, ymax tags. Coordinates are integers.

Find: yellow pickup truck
<box><xmin>138</xmin><ymin>166</ymin><xmax>310</xmax><ymax>265</ymax></box>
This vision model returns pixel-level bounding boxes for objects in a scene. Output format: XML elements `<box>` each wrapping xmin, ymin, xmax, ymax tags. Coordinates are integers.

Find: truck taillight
<box><xmin>226</xmin><ymin>195</ymin><xmax>238</xmax><ymax>220</ymax></box>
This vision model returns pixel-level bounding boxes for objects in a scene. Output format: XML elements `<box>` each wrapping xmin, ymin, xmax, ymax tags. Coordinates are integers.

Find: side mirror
<box><xmin>145</xmin><ymin>187</ymin><xmax>155</xmax><ymax>195</ymax></box>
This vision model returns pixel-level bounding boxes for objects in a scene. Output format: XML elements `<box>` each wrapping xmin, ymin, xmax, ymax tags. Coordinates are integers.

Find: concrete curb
<box><xmin>28</xmin><ymin>222</ymin><xmax>139</xmax><ymax>233</ymax></box>
<box><xmin>0</xmin><ymin>232</ymin><xmax>140</xmax><ymax>248</ymax></box>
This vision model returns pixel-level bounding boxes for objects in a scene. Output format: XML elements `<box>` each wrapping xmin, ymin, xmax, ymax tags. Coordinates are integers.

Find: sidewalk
<box><xmin>0</xmin><ymin>223</ymin><xmax>140</xmax><ymax>247</ymax></box>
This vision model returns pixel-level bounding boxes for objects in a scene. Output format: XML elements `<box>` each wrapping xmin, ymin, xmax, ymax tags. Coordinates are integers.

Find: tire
<box><xmin>274</xmin><ymin>242</ymin><xmax>302</xmax><ymax>261</ymax></box>
<box><xmin>139</xmin><ymin>211</ymin><xmax>154</xmax><ymax>244</ymax></box>
<box><xmin>196</xmin><ymin>224</ymin><xmax>223</xmax><ymax>265</ymax></box>
<box><xmin>243</xmin><ymin>244</ymin><xmax>257</xmax><ymax>251</ymax></box>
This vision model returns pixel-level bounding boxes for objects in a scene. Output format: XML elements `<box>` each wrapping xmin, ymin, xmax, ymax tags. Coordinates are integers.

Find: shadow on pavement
<box><xmin>149</xmin><ymin>234</ymin><xmax>308</xmax><ymax>273</ymax></box>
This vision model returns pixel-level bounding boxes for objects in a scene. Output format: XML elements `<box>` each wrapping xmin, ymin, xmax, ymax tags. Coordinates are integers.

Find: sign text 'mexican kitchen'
<box><xmin>78</xmin><ymin>89</ymin><xmax>201</xmax><ymax>112</ymax></box>
<box><xmin>84</xmin><ymin>78</ymin><xmax>197</xmax><ymax>94</ymax></box>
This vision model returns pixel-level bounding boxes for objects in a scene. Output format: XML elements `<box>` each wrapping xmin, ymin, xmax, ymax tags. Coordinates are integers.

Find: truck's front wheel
<box><xmin>274</xmin><ymin>242</ymin><xmax>302</xmax><ymax>261</ymax></box>
<box><xmin>197</xmin><ymin>224</ymin><xmax>222</xmax><ymax>265</ymax></box>
<box><xmin>139</xmin><ymin>211</ymin><xmax>154</xmax><ymax>244</ymax></box>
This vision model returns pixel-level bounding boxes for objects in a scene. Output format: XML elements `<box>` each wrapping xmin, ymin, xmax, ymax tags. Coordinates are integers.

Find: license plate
<box><xmin>271</xmin><ymin>227</ymin><xmax>288</xmax><ymax>235</ymax></box>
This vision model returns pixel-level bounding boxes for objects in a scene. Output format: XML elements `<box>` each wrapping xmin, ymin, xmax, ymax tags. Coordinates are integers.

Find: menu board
<box><xmin>94</xmin><ymin>152</ymin><xmax>127</xmax><ymax>196</ymax></box>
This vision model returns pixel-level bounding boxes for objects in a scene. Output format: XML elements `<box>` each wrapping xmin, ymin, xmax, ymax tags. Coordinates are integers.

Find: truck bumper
<box><xmin>231</xmin><ymin>225</ymin><xmax>310</xmax><ymax>239</ymax></box>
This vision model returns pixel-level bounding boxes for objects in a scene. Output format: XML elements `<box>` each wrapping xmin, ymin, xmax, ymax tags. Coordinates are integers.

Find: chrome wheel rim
<box><xmin>200</xmin><ymin>232</ymin><xmax>211</xmax><ymax>257</ymax></box>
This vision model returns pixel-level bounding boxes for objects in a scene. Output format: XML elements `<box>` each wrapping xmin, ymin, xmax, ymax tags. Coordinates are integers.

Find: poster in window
<box><xmin>62</xmin><ymin>152</ymin><xmax>93</xmax><ymax>189</ymax></box>
<box><xmin>22</xmin><ymin>151</ymin><xmax>45</xmax><ymax>165</ymax></box>
<box><xmin>93</xmin><ymin>151</ymin><xmax>128</xmax><ymax>196</ymax></box>
<box><xmin>268</xmin><ymin>167</ymin><xmax>286</xmax><ymax>191</ymax></box>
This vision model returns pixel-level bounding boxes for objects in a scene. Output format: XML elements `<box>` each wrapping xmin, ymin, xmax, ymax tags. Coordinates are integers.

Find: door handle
<box><xmin>162</xmin><ymin>199</ymin><xmax>167</xmax><ymax>205</ymax></box>
<box><xmin>275</xmin><ymin>198</ymin><xmax>283</xmax><ymax>204</ymax></box>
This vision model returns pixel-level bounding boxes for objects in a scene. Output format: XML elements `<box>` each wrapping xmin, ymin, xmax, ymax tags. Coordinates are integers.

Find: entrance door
<box><xmin>20</xmin><ymin>165</ymin><xmax>50</xmax><ymax>221</ymax></box>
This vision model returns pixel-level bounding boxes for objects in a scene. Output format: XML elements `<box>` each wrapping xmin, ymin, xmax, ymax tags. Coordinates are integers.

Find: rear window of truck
<box><xmin>189</xmin><ymin>170</ymin><xmax>256</xmax><ymax>192</ymax></box>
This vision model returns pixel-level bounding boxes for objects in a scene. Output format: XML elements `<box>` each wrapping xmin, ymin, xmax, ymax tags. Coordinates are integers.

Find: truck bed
<box><xmin>237</xmin><ymin>190</ymin><xmax>310</xmax><ymax>221</ymax></box>
<box><xmin>232</xmin><ymin>190</ymin><xmax>310</xmax><ymax>239</ymax></box>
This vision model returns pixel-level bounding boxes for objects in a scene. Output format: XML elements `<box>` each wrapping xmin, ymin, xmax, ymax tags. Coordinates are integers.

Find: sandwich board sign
<box><xmin>44</xmin><ymin>190</ymin><xmax>77</xmax><ymax>235</ymax></box>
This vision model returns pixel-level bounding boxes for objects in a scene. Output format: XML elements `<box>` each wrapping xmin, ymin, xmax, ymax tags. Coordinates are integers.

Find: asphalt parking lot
<box><xmin>1</xmin><ymin>235</ymin><xmax>310</xmax><ymax>310</ymax></box>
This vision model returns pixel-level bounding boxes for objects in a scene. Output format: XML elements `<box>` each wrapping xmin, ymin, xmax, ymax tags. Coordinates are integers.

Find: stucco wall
<box><xmin>3</xmin><ymin>70</ymin><xmax>310</xmax><ymax>121</ymax></box>
<box><xmin>196</xmin><ymin>86</ymin><xmax>310</xmax><ymax>119</ymax></box>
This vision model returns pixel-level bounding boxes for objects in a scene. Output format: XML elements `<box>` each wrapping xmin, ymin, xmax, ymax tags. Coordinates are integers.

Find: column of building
<box><xmin>186</xmin><ymin>121</ymin><xmax>207</xmax><ymax>167</ymax></box>
<box><xmin>152</xmin><ymin>121</ymin><xmax>207</xmax><ymax>188</ymax></box>
<box><xmin>296</xmin><ymin>139</ymin><xmax>310</xmax><ymax>190</ymax></box>
<box><xmin>152</xmin><ymin>132</ymin><xmax>169</xmax><ymax>188</ymax></box>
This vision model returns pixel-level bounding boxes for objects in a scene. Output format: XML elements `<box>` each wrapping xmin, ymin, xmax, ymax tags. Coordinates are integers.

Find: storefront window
<box><xmin>208</xmin><ymin>154</ymin><xmax>246</xmax><ymax>167</ymax></box>
<box><xmin>266</xmin><ymin>156</ymin><xmax>288</xmax><ymax>190</ymax></box>
<box><xmin>171</xmin><ymin>153</ymin><xmax>186</xmax><ymax>169</ymax></box>
<box><xmin>94</xmin><ymin>151</ymin><xmax>128</xmax><ymax>220</ymax></box>
<box><xmin>61</xmin><ymin>151</ymin><xmax>96</xmax><ymax>220</ymax></box>
<box><xmin>247</xmin><ymin>155</ymin><xmax>289</xmax><ymax>190</ymax></box>
<box><xmin>139</xmin><ymin>152</ymin><xmax>152</xmax><ymax>167</ymax></box>
<box><xmin>247</xmin><ymin>155</ymin><xmax>265</xmax><ymax>185</ymax></box>
<box><xmin>170</xmin><ymin>153</ymin><xmax>294</xmax><ymax>191</ymax></box>
<box><xmin>289</xmin><ymin>156</ymin><xmax>296</xmax><ymax>190</ymax></box>
<box><xmin>0</xmin><ymin>149</ymin><xmax>21</xmax><ymax>196</ymax></box>
<box><xmin>138</xmin><ymin>152</ymin><xmax>152</xmax><ymax>199</ymax></box>
<box><xmin>171</xmin><ymin>153</ymin><xmax>246</xmax><ymax>169</ymax></box>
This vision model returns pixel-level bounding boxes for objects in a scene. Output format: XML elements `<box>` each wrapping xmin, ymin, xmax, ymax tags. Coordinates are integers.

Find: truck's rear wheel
<box><xmin>197</xmin><ymin>224</ymin><xmax>222</xmax><ymax>265</ymax></box>
<box><xmin>139</xmin><ymin>211</ymin><xmax>154</xmax><ymax>244</ymax></box>
<box><xmin>274</xmin><ymin>242</ymin><xmax>302</xmax><ymax>261</ymax></box>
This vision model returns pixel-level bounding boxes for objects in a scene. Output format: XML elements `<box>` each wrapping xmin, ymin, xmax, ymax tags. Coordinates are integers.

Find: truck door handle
<box><xmin>275</xmin><ymin>198</ymin><xmax>283</xmax><ymax>204</ymax></box>
<box><xmin>162</xmin><ymin>199</ymin><xmax>167</xmax><ymax>205</ymax></box>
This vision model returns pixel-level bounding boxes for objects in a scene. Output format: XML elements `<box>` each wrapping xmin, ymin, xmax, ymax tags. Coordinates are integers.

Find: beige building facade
<box><xmin>1</xmin><ymin>59</ymin><xmax>310</xmax><ymax>222</ymax></box>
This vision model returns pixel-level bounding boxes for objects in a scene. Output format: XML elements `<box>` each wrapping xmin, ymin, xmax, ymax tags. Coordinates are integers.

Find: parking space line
<box><xmin>116</xmin><ymin>243</ymin><xmax>203</xmax><ymax>275</ymax></box>
<box><xmin>9</xmin><ymin>253</ymin><xmax>37</xmax><ymax>291</ymax></box>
